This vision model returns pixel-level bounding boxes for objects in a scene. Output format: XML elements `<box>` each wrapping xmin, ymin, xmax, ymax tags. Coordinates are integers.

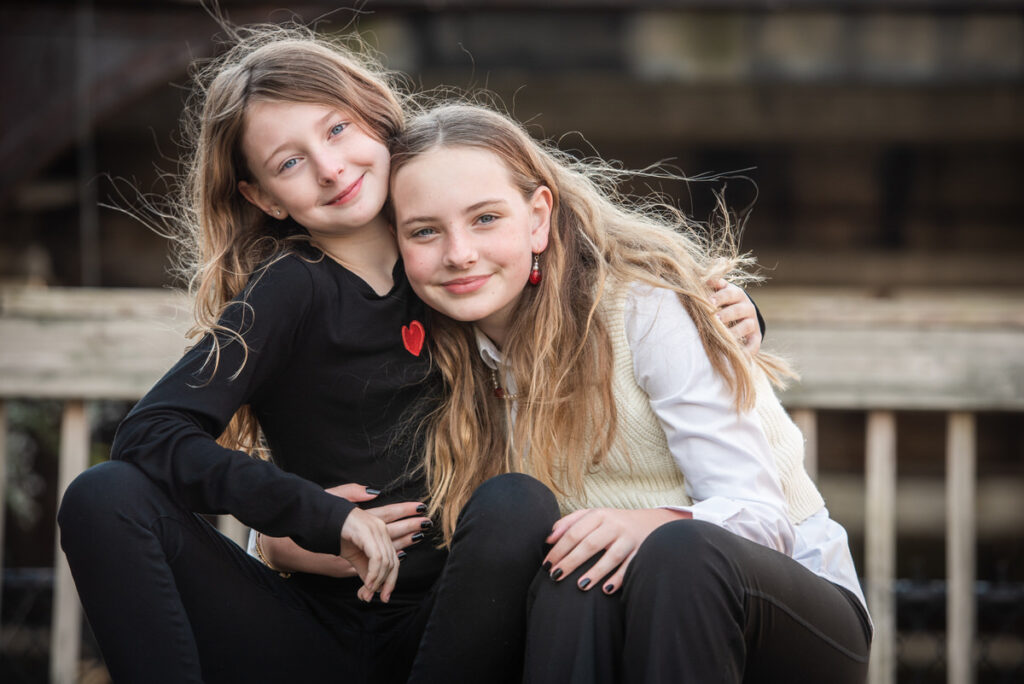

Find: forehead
<box><xmin>393</xmin><ymin>146</ymin><xmax>514</xmax><ymax>195</ymax></box>
<box><xmin>242</xmin><ymin>101</ymin><xmax>338</xmax><ymax>140</ymax></box>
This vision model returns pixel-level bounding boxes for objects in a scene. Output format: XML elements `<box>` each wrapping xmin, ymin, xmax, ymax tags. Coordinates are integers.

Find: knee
<box><xmin>627</xmin><ymin>520</ymin><xmax>740</xmax><ymax>599</ymax></box>
<box><xmin>58</xmin><ymin>460</ymin><xmax>156</xmax><ymax>535</ymax></box>
<box><xmin>453</xmin><ymin>474</ymin><xmax>558</xmax><ymax>560</ymax></box>
<box><xmin>638</xmin><ymin>519</ymin><xmax>720</xmax><ymax>562</ymax></box>
<box><xmin>462</xmin><ymin>473</ymin><xmax>558</xmax><ymax>532</ymax></box>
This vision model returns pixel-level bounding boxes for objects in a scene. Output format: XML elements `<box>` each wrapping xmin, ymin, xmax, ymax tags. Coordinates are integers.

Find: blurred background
<box><xmin>1</xmin><ymin>1</ymin><xmax>1022</xmax><ymax>682</ymax></box>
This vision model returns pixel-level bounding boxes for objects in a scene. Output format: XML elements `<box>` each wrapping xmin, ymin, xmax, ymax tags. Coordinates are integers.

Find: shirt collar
<box><xmin>474</xmin><ymin>327</ymin><xmax>503</xmax><ymax>370</ymax></box>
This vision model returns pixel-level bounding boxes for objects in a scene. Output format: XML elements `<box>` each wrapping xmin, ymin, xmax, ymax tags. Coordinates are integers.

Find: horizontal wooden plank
<box><xmin>755</xmin><ymin>251</ymin><xmax>1024</xmax><ymax>290</ymax></box>
<box><xmin>0</xmin><ymin>287</ymin><xmax>191</xmax><ymax>399</ymax></box>
<box><xmin>819</xmin><ymin>474</ymin><xmax>1023</xmax><ymax>538</ymax></box>
<box><xmin>2</xmin><ymin>286</ymin><xmax>1023</xmax><ymax>408</ymax></box>
<box><xmin>771</xmin><ymin>326</ymin><xmax>1024</xmax><ymax>410</ymax></box>
<box><xmin>754</xmin><ymin>285</ymin><xmax>1024</xmax><ymax>328</ymax></box>
<box><xmin>757</xmin><ymin>286</ymin><xmax>1024</xmax><ymax>410</ymax></box>
<box><xmin>0</xmin><ymin>286</ymin><xmax>191</xmax><ymax>320</ymax></box>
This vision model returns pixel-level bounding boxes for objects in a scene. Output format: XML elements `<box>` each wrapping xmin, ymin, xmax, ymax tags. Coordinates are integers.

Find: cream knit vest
<box><xmin>558</xmin><ymin>287</ymin><xmax>825</xmax><ymax>525</ymax></box>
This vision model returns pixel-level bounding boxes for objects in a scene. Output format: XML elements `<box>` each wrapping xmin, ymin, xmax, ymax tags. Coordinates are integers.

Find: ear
<box><xmin>528</xmin><ymin>185</ymin><xmax>552</xmax><ymax>253</ymax></box>
<box><xmin>238</xmin><ymin>180</ymin><xmax>287</xmax><ymax>220</ymax></box>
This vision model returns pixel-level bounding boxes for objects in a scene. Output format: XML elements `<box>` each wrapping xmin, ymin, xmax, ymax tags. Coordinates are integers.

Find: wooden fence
<box><xmin>1</xmin><ymin>285</ymin><xmax>1023</xmax><ymax>683</ymax></box>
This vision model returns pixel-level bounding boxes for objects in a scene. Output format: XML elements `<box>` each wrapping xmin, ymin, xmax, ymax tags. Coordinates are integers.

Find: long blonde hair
<box><xmin>173</xmin><ymin>25</ymin><xmax>406</xmax><ymax>454</ymax></box>
<box><xmin>389</xmin><ymin>104</ymin><xmax>792</xmax><ymax>543</ymax></box>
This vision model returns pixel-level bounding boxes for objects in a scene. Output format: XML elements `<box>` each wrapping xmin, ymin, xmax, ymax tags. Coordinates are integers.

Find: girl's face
<box><xmin>237</xmin><ymin>100</ymin><xmax>390</xmax><ymax>238</ymax></box>
<box><xmin>393</xmin><ymin>146</ymin><xmax>551</xmax><ymax>347</ymax></box>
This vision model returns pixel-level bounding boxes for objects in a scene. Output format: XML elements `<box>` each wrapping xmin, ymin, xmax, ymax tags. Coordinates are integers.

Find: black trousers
<box><xmin>58</xmin><ymin>461</ymin><xmax>558</xmax><ymax>683</ymax></box>
<box><xmin>524</xmin><ymin>519</ymin><xmax>872</xmax><ymax>684</ymax></box>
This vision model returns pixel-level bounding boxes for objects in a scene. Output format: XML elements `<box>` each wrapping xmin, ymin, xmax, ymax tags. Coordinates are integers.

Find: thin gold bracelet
<box><xmin>254</xmin><ymin>532</ymin><xmax>292</xmax><ymax>578</ymax></box>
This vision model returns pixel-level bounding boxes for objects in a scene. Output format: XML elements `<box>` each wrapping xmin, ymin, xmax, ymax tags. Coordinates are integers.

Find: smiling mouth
<box><xmin>441</xmin><ymin>275</ymin><xmax>490</xmax><ymax>294</ymax></box>
<box><xmin>326</xmin><ymin>175</ymin><xmax>364</xmax><ymax>206</ymax></box>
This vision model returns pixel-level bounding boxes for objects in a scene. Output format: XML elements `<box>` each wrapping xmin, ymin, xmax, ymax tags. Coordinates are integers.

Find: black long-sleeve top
<box><xmin>112</xmin><ymin>248</ymin><xmax>438</xmax><ymax>563</ymax></box>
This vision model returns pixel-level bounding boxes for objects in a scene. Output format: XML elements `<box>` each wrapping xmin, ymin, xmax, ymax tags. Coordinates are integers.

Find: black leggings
<box><xmin>524</xmin><ymin>519</ymin><xmax>872</xmax><ymax>684</ymax></box>
<box><xmin>58</xmin><ymin>461</ymin><xmax>558</xmax><ymax>683</ymax></box>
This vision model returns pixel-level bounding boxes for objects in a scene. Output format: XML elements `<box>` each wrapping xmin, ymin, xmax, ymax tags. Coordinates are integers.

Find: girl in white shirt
<box><xmin>389</xmin><ymin>103</ymin><xmax>872</xmax><ymax>683</ymax></box>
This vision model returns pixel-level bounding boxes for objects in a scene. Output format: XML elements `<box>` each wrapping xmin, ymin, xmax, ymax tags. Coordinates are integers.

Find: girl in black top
<box><xmin>57</xmin><ymin>26</ymin><xmax>559</xmax><ymax>683</ymax></box>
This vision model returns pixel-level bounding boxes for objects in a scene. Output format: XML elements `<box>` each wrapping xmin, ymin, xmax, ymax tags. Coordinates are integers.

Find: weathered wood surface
<box><xmin>0</xmin><ymin>287</ymin><xmax>192</xmax><ymax>399</ymax></box>
<box><xmin>947</xmin><ymin>413</ymin><xmax>976</xmax><ymax>684</ymax></box>
<box><xmin>3</xmin><ymin>285</ymin><xmax>1023</xmax><ymax>409</ymax></box>
<box><xmin>756</xmin><ymin>287</ymin><xmax>1024</xmax><ymax>411</ymax></box>
<box><xmin>865</xmin><ymin>411</ymin><xmax>897</xmax><ymax>684</ymax></box>
<box><xmin>51</xmin><ymin>401</ymin><xmax>89</xmax><ymax>684</ymax></box>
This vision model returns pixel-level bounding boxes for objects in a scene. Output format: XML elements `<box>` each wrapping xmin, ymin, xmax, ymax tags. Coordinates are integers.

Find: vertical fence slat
<box><xmin>792</xmin><ymin>408</ymin><xmax>818</xmax><ymax>482</ymax></box>
<box><xmin>947</xmin><ymin>412</ymin><xmax>976</xmax><ymax>684</ymax></box>
<box><xmin>866</xmin><ymin>410</ymin><xmax>897</xmax><ymax>684</ymax></box>
<box><xmin>0</xmin><ymin>400</ymin><xmax>7</xmax><ymax>619</ymax></box>
<box><xmin>51</xmin><ymin>400</ymin><xmax>89</xmax><ymax>684</ymax></box>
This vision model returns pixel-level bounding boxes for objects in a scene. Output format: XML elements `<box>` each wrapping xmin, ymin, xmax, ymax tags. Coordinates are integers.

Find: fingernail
<box><xmin>578</xmin><ymin>578</ymin><xmax>591</xmax><ymax>590</ymax></box>
<box><xmin>365</xmin><ymin>487</ymin><xmax>381</xmax><ymax>495</ymax></box>
<box><xmin>416</xmin><ymin>503</ymin><xmax>427</xmax><ymax>513</ymax></box>
<box><xmin>420</xmin><ymin>520</ymin><xmax>433</xmax><ymax>530</ymax></box>
<box><xmin>551</xmin><ymin>568</ymin><xmax>563</xmax><ymax>581</ymax></box>
<box><xmin>542</xmin><ymin>560</ymin><xmax>552</xmax><ymax>572</ymax></box>
<box><xmin>604</xmin><ymin>583</ymin><xmax>615</xmax><ymax>593</ymax></box>
<box><xmin>412</xmin><ymin>532</ymin><xmax>424</xmax><ymax>542</ymax></box>
<box><xmin>398</xmin><ymin>550</ymin><xmax>407</xmax><ymax>560</ymax></box>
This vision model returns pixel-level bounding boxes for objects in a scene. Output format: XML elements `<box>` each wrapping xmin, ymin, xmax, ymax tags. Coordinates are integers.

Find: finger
<box><xmin>546</xmin><ymin>509</ymin><xmax>592</xmax><ymax>545</ymax></box>
<box><xmin>716</xmin><ymin>300</ymin><xmax>752</xmax><ymax>327</ymax></box>
<box><xmin>391</xmin><ymin>532</ymin><xmax>424</xmax><ymax>551</ymax></box>
<box><xmin>368</xmin><ymin>501</ymin><xmax>427</xmax><ymax>523</ymax></box>
<box><xmin>544</xmin><ymin>512</ymin><xmax>601</xmax><ymax>569</ymax></box>
<box><xmin>362</xmin><ymin>520</ymin><xmax>392</xmax><ymax>596</ymax></box>
<box><xmin>379</xmin><ymin>547</ymin><xmax>401</xmax><ymax>604</ymax></box>
<box><xmin>744</xmin><ymin>329</ymin><xmax>763</xmax><ymax>354</ymax></box>
<box><xmin>601</xmin><ymin>550</ymin><xmax>638</xmax><ymax>595</ymax></box>
<box><xmin>550</xmin><ymin>526</ymin><xmax>618</xmax><ymax>580</ymax></box>
<box><xmin>369</xmin><ymin>520</ymin><xmax>398</xmax><ymax>603</ymax></box>
<box><xmin>575</xmin><ymin>538</ymin><xmax>634</xmax><ymax>591</ymax></box>
<box><xmin>715</xmin><ymin>304</ymin><xmax>738</xmax><ymax>326</ymax></box>
<box><xmin>385</xmin><ymin>517</ymin><xmax>432</xmax><ymax>541</ymax></box>
<box><xmin>728</xmin><ymin>315</ymin><xmax>758</xmax><ymax>337</ymax></box>
<box><xmin>710</xmin><ymin>279</ymin><xmax>740</xmax><ymax>306</ymax></box>
<box><xmin>326</xmin><ymin>483</ymin><xmax>380</xmax><ymax>503</ymax></box>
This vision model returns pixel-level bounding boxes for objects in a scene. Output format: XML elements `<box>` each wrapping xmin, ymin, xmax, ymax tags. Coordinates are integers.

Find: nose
<box><xmin>314</xmin><ymin>152</ymin><xmax>343</xmax><ymax>186</ymax></box>
<box><xmin>443</xmin><ymin>229</ymin><xmax>478</xmax><ymax>269</ymax></box>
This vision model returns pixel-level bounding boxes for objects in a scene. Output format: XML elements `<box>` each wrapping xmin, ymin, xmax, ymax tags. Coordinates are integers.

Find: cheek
<box><xmin>400</xmin><ymin>249</ymin><xmax>433</xmax><ymax>288</ymax></box>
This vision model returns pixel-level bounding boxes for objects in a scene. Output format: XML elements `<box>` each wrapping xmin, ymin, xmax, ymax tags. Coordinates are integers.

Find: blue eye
<box><xmin>411</xmin><ymin>227</ymin><xmax>437</xmax><ymax>238</ymax></box>
<box><xmin>478</xmin><ymin>214</ymin><xmax>497</xmax><ymax>224</ymax></box>
<box><xmin>330</xmin><ymin>123</ymin><xmax>347</xmax><ymax>136</ymax></box>
<box><xmin>280</xmin><ymin>158</ymin><xmax>298</xmax><ymax>171</ymax></box>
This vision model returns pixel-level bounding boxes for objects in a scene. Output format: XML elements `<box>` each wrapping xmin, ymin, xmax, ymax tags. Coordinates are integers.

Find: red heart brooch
<box><xmin>401</xmin><ymin>320</ymin><xmax>425</xmax><ymax>357</ymax></box>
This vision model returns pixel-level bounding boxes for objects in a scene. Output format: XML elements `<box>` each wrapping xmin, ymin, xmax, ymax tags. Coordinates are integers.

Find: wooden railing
<box><xmin>2</xmin><ymin>285</ymin><xmax>1023</xmax><ymax>683</ymax></box>
<box><xmin>0</xmin><ymin>287</ymin><xmax>247</xmax><ymax>683</ymax></box>
<box><xmin>761</xmin><ymin>288</ymin><xmax>1024</xmax><ymax>684</ymax></box>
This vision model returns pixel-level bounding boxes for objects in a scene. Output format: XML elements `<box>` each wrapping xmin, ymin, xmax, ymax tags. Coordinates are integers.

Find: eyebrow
<box><xmin>400</xmin><ymin>198</ymin><xmax>509</xmax><ymax>227</ymax></box>
<box><xmin>261</xmin><ymin>110</ymin><xmax>338</xmax><ymax>169</ymax></box>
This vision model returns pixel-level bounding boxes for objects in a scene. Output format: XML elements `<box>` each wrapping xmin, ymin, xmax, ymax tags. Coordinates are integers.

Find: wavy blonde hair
<box><xmin>172</xmin><ymin>24</ymin><xmax>406</xmax><ymax>455</ymax></box>
<box><xmin>389</xmin><ymin>104</ymin><xmax>793</xmax><ymax>543</ymax></box>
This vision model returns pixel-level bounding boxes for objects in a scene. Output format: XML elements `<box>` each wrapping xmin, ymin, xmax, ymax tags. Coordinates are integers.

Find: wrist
<box><xmin>255</xmin><ymin>533</ymin><xmax>292</xmax><ymax>578</ymax></box>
